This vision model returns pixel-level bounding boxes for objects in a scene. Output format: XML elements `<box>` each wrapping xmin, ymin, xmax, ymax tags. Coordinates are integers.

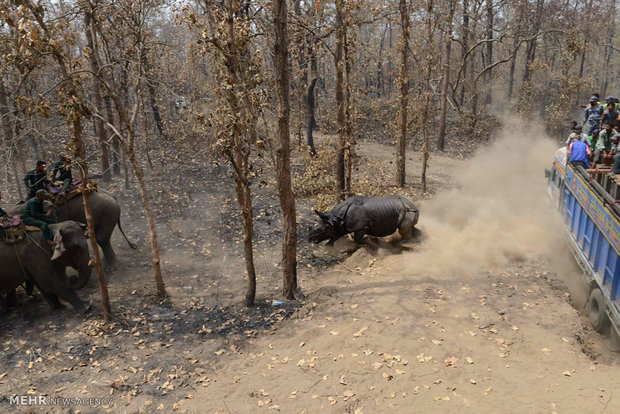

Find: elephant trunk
<box><xmin>69</xmin><ymin>255</ymin><xmax>92</xmax><ymax>290</ymax></box>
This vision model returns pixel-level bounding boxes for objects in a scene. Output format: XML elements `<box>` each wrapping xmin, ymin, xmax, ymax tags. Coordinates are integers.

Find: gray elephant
<box><xmin>11</xmin><ymin>189</ymin><xmax>136</xmax><ymax>265</ymax></box>
<box><xmin>0</xmin><ymin>221</ymin><xmax>91</xmax><ymax>313</ymax></box>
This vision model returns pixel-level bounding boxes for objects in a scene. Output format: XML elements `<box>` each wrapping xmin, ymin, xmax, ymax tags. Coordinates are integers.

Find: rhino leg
<box><xmin>353</xmin><ymin>230</ymin><xmax>367</xmax><ymax>243</ymax></box>
<box><xmin>397</xmin><ymin>209</ymin><xmax>419</xmax><ymax>240</ymax></box>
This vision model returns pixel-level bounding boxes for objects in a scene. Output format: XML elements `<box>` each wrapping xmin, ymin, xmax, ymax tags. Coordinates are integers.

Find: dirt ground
<box><xmin>1</xmin><ymin>124</ymin><xmax>619</xmax><ymax>414</ymax></box>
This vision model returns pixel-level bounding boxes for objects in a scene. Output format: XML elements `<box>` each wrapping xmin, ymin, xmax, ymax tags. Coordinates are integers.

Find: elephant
<box><xmin>11</xmin><ymin>189</ymin><xmax>136</xmax><ymax>265</ymax></box>
<box><xmin>0</xmin><ymin>221</ymin><xmax>91</xmax><ymax>313</ymax></box>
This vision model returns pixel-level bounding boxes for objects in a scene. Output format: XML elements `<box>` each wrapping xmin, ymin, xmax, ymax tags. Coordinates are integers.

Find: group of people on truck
<box><xmin>1</xmin><ymin>154</ymin><xmax>74</xmax><ymax>245</ymax></box>
<box><xmin>567</xmin><ymin>94</ymin><xmax>620</xmax><ymax>174</ymax></box>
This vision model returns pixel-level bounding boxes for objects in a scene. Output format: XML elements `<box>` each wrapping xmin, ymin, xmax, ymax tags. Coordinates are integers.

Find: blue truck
<box><xmin>546</xmin><ymin>147</ymin><xmax>620</xmax><ymax>349</ymax></box>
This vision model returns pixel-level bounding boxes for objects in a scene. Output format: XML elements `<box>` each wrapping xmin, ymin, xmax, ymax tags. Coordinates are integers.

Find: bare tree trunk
<box><xmin>127</xmin><ymin>149</ymin><xmax>166</xmax><ymax>297</ymax></box>
<box><xmin>274</xmin><ymin>0</ymin><xmax>300</xmax><ymax>300</ymax></box>
<box><xmin>601</xmin><ymin>1</ymin><xmax>615</xmax><ymax>93</ymax></box>
<box><xmin>459</xmin><ymin>0</ymin><xmax>470</xmax><ymax>106</ymax></box>
<box><xmin>343</xmin><ymin>17</ymin><xmax>354</xmax><ymax>197</ymax></box>
<box><xmin>143</xmin><ymin>54</ymin><xmax>164</xmax><ymax>137</ymax></box>
<box><xmin>396</xmin><ymin>0</ymin><xmax>409</xmax><ymax>187</ymax></box>
<box><xmin>523</xmin><ymin>0</ymin><xmax>544</xmax><ymax>83</ymax></box>
<box><xmin>335</xmin><ymin>1</ymin><xmax>345</xmax><ymax>200</ymax></box>
<box><xmin>421</xmin><ymin>0</ymin><xmax>433</xmax><ymax>193</ymax></box>
<box><xmin>85</xmin><ymin>11</ymin><xmax>111</xmax><ymax>183</ymax></box>
<box><xmin>306</xmin><ymin>77</ymin><xmax>318</xmax><ymax>154</ymax></box>
<box><xmin>0</xmin><ymin>79</ymin><xmax>24</xmax><ymax>200</ymax></box>
<box><xmin>484</xmin><ymin>0</ymin><xmax>493</xmax><ymax>107</ymax></box>
<box><xmin>75</xmin><ymin>118</ymin><xmax>111</xmax><ymax>320</ymax></box>
<box><xmin>438</xmin><ymin>0</ymin><xmax>455</xmax><ymax>152</ymax></box>
<box><xmin>507</xmin><ymin>21</ymin><xmax>521</xmax><ymax>102</ymax></box>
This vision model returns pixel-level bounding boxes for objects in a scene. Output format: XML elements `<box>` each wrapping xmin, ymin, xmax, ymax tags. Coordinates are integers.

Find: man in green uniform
<box><xmin>23</xmin><ymin>160</ymin><xmax>50</xmax><ymax>199</ymax></box>
<box><xmin>52</xmin><ymin>154</ymin><xmax>73</xmax><ymax>195</ymax></box>
<box><xmin>22</xmin><ymin>189</ymin><xmax>55</xmax><ymax>246</ymax></box>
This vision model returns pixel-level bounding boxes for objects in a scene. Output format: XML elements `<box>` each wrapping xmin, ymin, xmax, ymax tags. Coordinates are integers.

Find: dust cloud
<box><xmin>400</xmin><ymin>118</ymin><xmax>585</xmax><ymax>292</ymax></box>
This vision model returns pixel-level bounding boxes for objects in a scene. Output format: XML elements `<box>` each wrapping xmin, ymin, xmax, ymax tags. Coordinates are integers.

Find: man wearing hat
<box><xmin>52</xmin><ymin>154</ymin><xmax>73</xmax><ymax>196</ymax></box>
<box><xmin>584</xmin><ymin>96</ymin><xmax>604</xmax><ymax>136</ymax></box>
<box><xmin>22</xmin><ymin>189</ymin><xmax>55</xmax><ymax>245</ymax></box>
<box><xmin>23</xmin><ymin>160</ymin><xmax>51</xmax><ymax>200</ymax></box>
<box><xmin>565</xmin><ymin>125</ymin><xmax>587</xmax><ymax>146</ymax></box>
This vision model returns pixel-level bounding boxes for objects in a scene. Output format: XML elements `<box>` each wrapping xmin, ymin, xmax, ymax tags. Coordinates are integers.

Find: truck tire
<box><xmin>589</xmin><ymin>288</ymin><xmax>610</xmax><ymax>333</ymax></box>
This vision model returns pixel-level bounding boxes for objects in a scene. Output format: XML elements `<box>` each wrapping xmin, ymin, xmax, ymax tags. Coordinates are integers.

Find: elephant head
<box><xmin>50</xmin><ymin>221</ymin><xmax>92</xmax><ymax>290</ymax></box>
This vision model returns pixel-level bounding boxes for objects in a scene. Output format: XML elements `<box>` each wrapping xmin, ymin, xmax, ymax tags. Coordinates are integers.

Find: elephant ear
<box><xmin>50</xmin><ymin>230</ymin><xmax>67</xmax><ymax>261</ymax></box>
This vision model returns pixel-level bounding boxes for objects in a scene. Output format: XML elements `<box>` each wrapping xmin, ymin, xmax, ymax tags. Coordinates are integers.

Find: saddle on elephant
<box><xmin>1</xmin><ymin>214</ymin><xmax>51</xmax><ymax>245</ymax></box>
<box><xmin>47</xmin><ymin>177</ymin><xmax>98</xmax><ymax>204</ymax></box>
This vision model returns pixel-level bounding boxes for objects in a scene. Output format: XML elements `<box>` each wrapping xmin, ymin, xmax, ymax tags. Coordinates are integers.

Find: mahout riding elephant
<box><xmin>0</xmin><ymin>221</ymin><xmax>91</xmax><ymax>313</ymax></box>
<box><xmin>11</xmin><ymin>189</ymin><xmax>136</xmax><ymax>265</ymax></box>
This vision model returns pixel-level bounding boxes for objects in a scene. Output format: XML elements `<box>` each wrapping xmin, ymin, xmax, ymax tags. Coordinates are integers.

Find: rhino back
<box><xmin>361</xmin><ymin>196</ymin><xmax>404</xmax><ymax>236</ymax></box>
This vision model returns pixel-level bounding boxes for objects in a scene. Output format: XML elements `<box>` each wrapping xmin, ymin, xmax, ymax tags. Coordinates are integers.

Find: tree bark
<box><xmin>484</xmin><ymin>0</ymin><xmax>493</xmax><ymax>107</ymax></box>
<box><xmin>459</xmin><ymin>0</ymin><xmax>470</xmax><ymax>106</ymax></box>
<box><xmin>0</xmin><ymin>79</ymin><xmax>24</xmax><ymax>200</ymax></box>
<box><xmin>396</xmin><ymin>0</ymin><xmax>409</xmax><ymax>187</ymax></box>
<box><xmin>335</xmin><ymin>1</ymin><xmax>345</xmax><ymax>200</ymax></box>
<box><xmin>421</xmin><ymin>0</ymin><xmax>433</xmax><ymax>193</ymax></box>
<box><xmin>84</xmin><ymin>10</ymin><xmax>111</xmax><ymax>183</ymax></box>
<box><xmin>306</xmin><ymin>77</ymin><xmax>318</xmax><ymax>154</ymax></box>
<box><xmin>273</xmin><ymin>0</ymin><xmax>300</xmax><ymax>300</ymax></box>
<box><xmin>438</xmin><ymin>0</ymin><xmax>455</xmax><ymax>152</ymax></box>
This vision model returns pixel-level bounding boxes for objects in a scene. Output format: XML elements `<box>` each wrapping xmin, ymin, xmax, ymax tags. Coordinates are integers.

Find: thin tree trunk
<box><xmin>306</xmin><ymin>77</ymin><xmax>318</xmax><ymax>154</ymax></box>
<box><xmin>459</xmin><ymin>0</ymin><xmax>469</xmax><ymax>106</ymax></box>
<box><xmin>335</xmin><ymin>1</ymin><xmax>345</xmax><ymax>200</ymax></box>
<box><xmin>421</xmin><ymin>0</ymin><xmax>433</xmax><ymax>193</ymax></box>
<box><xmin>127</xmin><ymin>149</ymin><xmax>166</xmax><ymax>297</ymax></box>
<box><xmin>85</xmin><ymin>11</ymin><xmax>111</xmax><ymax>183</ymax></box>
<box><xmin>0</xmin><ymin>80</ymin><xmax>24</xmax><ymax>200</ymax></box>
<box><xmin>396</xmin><ymin>0</ymin><xmax>409</xmax><ymax>187</ymax></box>
<box><xmin>438</xmin><ymin>0</ymin><xmax>455</xmax><ymax>152</ymax></box>
<box><xmin>274</xmin><ymin>0</ymin><xmax>299</xmax><ymax>300</ymax></box>
<box><xmin>143</xmin><ymin>54</ymin><xmax>164</xmax><ymax>137</ymax></box>
<box><xmin>484</xmin><ymin>0</ymin><xmax>493</xmax><ymax>107</ymax></box>
<box><xmin>343</xmin><ymin>16</ymin><xmax>354</xmax><ymax>197</ymax></box>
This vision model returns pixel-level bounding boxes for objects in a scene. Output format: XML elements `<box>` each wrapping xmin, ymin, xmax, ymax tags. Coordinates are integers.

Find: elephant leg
<box><xmin>96</xmin><ymin>229</ymin><xmax>117</xmax><ymax>265</ymax></box>
<box><xmin>38</xmin><ymin>290</ymin><xmax>65</xmax><ymax>310</ymax></box>
<box><xmin>6</xmin><ymin>289</ymin><xmax>18</xmax><ymax>310</ymax></box>
<box><xmin>35</xmin><ymin>274</ymin><xmax>89</xmax><ymax>313</ymax></box>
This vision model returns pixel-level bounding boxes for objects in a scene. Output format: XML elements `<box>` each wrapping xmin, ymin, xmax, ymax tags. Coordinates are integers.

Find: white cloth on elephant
<box><xmin>51</xmin><ymin>231</ymin><xmax>66</xmax><ymax>260</ymax></box>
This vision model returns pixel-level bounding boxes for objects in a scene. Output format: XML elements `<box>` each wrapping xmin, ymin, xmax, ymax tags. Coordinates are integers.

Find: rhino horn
<box><xmin>314</xmin><ymin>210</ymin><xmax>330</xmax><ymax>222</ymax></box>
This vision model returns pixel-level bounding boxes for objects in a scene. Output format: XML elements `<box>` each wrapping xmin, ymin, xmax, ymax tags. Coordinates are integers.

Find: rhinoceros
<box><xmin>308</xmin><ymin>195</ymin><xmax>419</xmax><ymax>245</ymax></box>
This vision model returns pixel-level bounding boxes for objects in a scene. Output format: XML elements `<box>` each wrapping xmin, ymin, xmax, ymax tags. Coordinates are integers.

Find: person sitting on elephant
<box><xmin>52</xmin><ymin>154</ymin><xmax>73</xmax><ymax>196</ymax></box>
<box><xmin>24</xmin><ymin>160</ymin><xmax>51</xmax><ymax>200</ymax></box>
<box><xmin>0</xmin><ymin>191</ymin><xmax>10</xmax><ymax>243</ymax></box>
<box><xmin>22</xmin><ymin>189</ymin><xmax>56</xmax><ymax>246</ymax></box>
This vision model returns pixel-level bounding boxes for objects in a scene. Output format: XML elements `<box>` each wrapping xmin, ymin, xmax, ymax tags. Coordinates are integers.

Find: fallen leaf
<box><xmin>469</xmin><ymin>379</ymin><xmax>477</xmax><ymax>384</ymax></box>
<box><xmin>563</xmin><ymin>371</ymin><xmax>572</xmax><ymax>377</ymax></box>
<box><xmin>465</xmin><ymin>357</ymin><xmax>474</xmax><ymax>364</ymax></box>
<box><xmin>444</xmin><ymin>357</ymin><xmax>458</xmax><ymax>367</ymax></box>
<box><xmin>353</xmin><ymin>327</ymin><xmax>368</xmax><ymax>338</ymax></box>
<box><xmin>339</xmin><ymin>374</ymin><xmax>347</xmax><ymax>385</ymax></box>
<box><xmin>431</xmin><ymin>339</ymin><xmax>442</xmax><ymax>345</ymax></box>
